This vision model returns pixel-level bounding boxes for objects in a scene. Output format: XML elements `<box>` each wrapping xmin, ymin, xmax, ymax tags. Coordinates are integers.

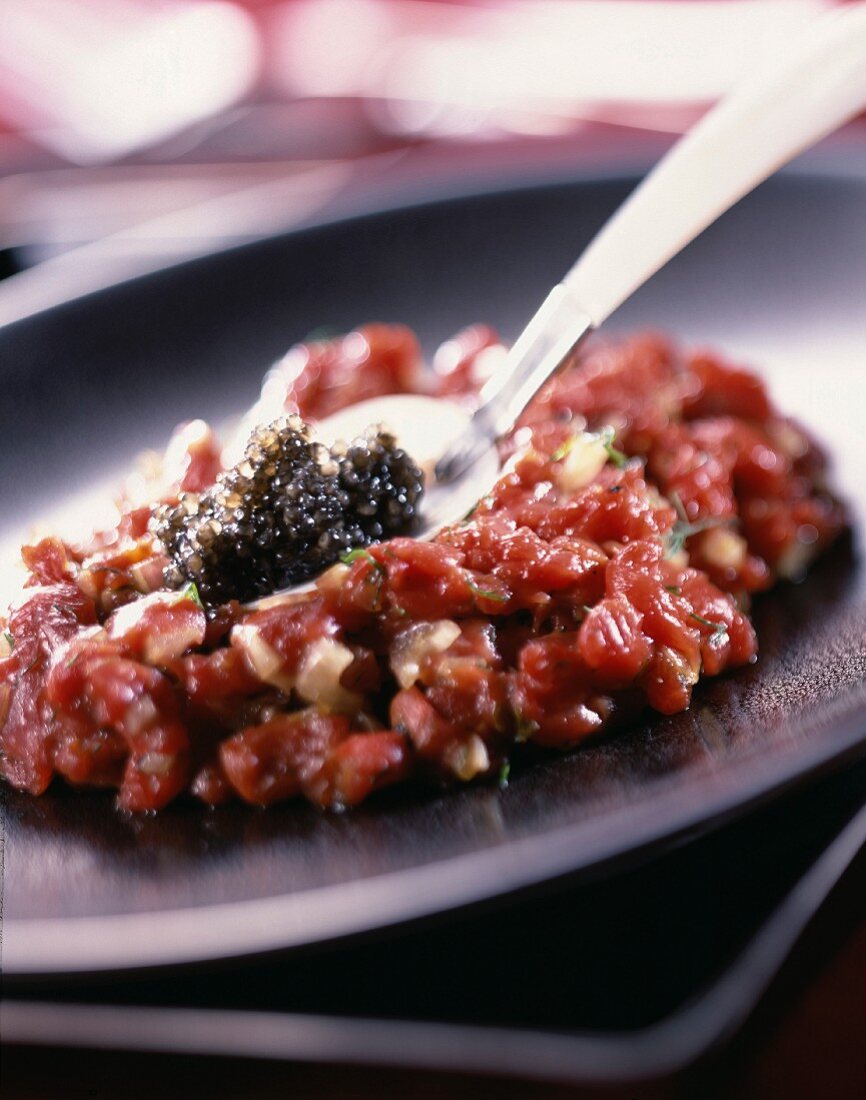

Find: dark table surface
<box><xmin>4</xmin><ymin>756</ymin><xmax>866</xmax><ymax>1099</ymax></box>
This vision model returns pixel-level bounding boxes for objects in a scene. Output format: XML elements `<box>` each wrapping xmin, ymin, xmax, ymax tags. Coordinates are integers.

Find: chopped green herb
<box><xmin>467</xmin><ymin>577</ymin><xmax>508</xmax><ymax>604</ymax></box>
<box><xmin>671</xmin><ymin>492</ymin><xmax>689</xmax><ymax>522</ymax></box>
<box><xmin>498</xmin><ymin>760</ymin><xmax>511</xmax><ymax>788</ymax></box>
<box><xmin>598</xmin><ymin>426</ymin><xmax>629</xmax><ymax>469</ymax></box>
<box><xmin>179</xmin><ymin>581</ymin><xmax>204</xmax><ymax>608</ymax></box>
<box><xmin>665</xmin><ymin>585</ymin><xmax>681</xmax><ymax>595</ymax></box>
<box><xmin>3</xmin><ymin>629</ymin><xmax>14</xmax><ymax>652</ymax></box>
<box><xmin>341</xmin><ymin>548</ymin><xmax>383</xmax><ymax>571</ymax></box>
<box><xmin>514</xmin><ymin>708</ymin><xmax>540</xmax><ymax>743</ymax></box>
<box><xmin>551</xmin><ymin>437</ymin><xmax>575</xmax><ymax>462</ymax></box>
<box><xmin>664</xmin><ymin>493</ymin><xmax>731</xmax><ymax>558</ymax></box>
<box><xmin>689</xmin><ymin>611</ymin><xmax>728</xmax><ymax>636</ymax></box>
<box><xmin>341</xmin><ymin>549</ymin><xmax>386</xmax><ymax>610</ymax></box>
<box><xmin>462</xmin><ymin>494</ymin><xmax>494</xmax><ymax>522</ymax></box>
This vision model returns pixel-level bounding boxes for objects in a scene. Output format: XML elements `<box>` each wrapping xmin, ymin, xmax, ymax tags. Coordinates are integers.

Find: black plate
<box><xmin>2</xmin><ymin>169</ymin><xmax>865</xmax><ymax>977</ymax></box>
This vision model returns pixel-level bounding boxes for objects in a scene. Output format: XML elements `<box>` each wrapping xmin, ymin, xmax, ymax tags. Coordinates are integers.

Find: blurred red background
<box><xmin>0</xmin><ymin>1</ymin><xmax>863</xmax><ymax>314</ymax></box>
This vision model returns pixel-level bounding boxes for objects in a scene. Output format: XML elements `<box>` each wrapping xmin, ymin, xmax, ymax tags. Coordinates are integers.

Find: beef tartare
<box><xmin>0</xmin><ymin>325</ymin><xmax>845</xmax><ymax>812</ymax></box>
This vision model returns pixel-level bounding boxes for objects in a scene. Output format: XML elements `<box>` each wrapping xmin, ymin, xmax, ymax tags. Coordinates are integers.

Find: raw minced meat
<box><xmin>0</xmin><ymin>324</ymin><xmax>845</xmax><ymax>812</ymax></box>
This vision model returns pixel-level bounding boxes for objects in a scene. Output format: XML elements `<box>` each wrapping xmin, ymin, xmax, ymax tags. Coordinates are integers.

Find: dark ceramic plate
<box><xmin>2</xmin><ymin>168</ymin><xmax>865</xmax><ymax>978</ymax></box>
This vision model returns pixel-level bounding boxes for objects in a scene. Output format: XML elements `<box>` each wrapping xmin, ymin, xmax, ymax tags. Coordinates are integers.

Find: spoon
<box><xmin>260</xmin><ymin>3</ymin><xmax>866</xmax><ymax>603</ymax></box>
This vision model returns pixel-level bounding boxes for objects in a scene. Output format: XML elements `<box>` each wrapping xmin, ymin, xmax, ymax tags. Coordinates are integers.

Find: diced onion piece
<box><xmin>295</xmin><ymin>636</ymin><xmax>362</xmax><ymax>714</ymax></box>
<box><xmin>143</xmin><ymin>622</ymin><xmax>204</xmax><ymax>665</ymax></box>
<box><xmin>138</xmin><ymin>752</ymin><xmax>175</xmax><ymax>777</ymax></box>
<box><xmin>107</xmin><ymin>590</ymin><xmax>206</xmax><ymax>665</ymax></box>
<box><xmin>775</xmin><ymin>542</ymin><xmax>816</xmax><ymax>582</ymax></box>
<box><xmin>661</xmin><ymin>645</ymin><xmax>701</xmax><ymax>688</ymax></box>
<box><xmin>107</xmin><ymin>593</ymin><xmax>172</xmax><ymax>637</ymax></box>
<box><xmin>124</xmin><ymin>697</ymin><xmax>159</xmax><ymax>738</ymax></box>
<box><xmin>162</xmin><ymin>419</ymin><xmax>212</xmax><ymax>472</ymax></box>
<box><xmin>315</xmin><ymin>563</ymin><xmax>351</xmax><ymax>598</ymax></box>
<box><xmin>555</xmin><ymin>434</ymin><xmax>609</xmax><ymax>493</ymax></box>
<box><xmin>445</xmin><ymin>734</ymin><xmax>490</xmax><ymax>781</ymax></box>
<box><xmin>250</xmin><ymin>589</ymin><xmax>318</xmax><ymax>612</ymax></box>
<box><xmin>390</xmin><ymin>620</ymin><xmax>461</xmax><ymax>690</ymax></box>
<box><xmin>232</xmin><ymin>623</ymin><xmax>296</xmax><ymax>693</ymax></box>
<box><xmin>767</xmin><ymin>420</ymin><xmax>808</xmax><ymax>461</ymax></box>
<box><xmin>123</xmin><ymin>449</ymin><xmax>164</xmax><ymax>508</ymax></box>
<box><xmin>129</xmin><ymin>558</ymin><xmax>168</xmax><ymax>595</ymax></box>
<box><xmin>701</xmin><ymin>528</ymin><xmax>747</xmax><ymax>571</ymax></box>
<box><xmin>76</xmin><ymin>570</ymin><xmax>100</xmax><ymax>602</ymax></box>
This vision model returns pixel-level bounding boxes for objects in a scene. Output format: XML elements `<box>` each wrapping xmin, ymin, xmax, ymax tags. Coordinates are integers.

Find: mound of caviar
<box><xmin>334</xmin><ymin>429</ymin><xmax>426</xmax><ymax>542</ymax></box>
<box><xmin>155</xmin><ymin>417</ymin><xmax>424</xmax><ymax>606</ymax></box>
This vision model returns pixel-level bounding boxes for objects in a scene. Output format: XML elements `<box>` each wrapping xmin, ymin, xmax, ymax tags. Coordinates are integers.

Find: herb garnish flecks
<box><xmin>664</xmin><ymin>493</ymin><xmax>731</xmax><ymax>558</ymax></box>
<box><xmin>466</xmin><ymin>577</ymin><xmax>508</xmax><ymax>604</ymax></box>
<box><xmin>552</xmin><ymin>426</ymin><xmax>629</xmax><ymax>468</ymax></box>
<box><xmin>689</xmin><ymin>611</ymin><xmax>728</xmax><ymax>636</ymax></box>
<box><xmin>341</xmin><ymin>548</ymin><xmax>384</xmax><ymax>572</ymax></box>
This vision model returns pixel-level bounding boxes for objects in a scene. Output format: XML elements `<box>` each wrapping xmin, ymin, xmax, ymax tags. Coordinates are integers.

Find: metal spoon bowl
<box><xmin>311</xmin><ymin>393</ymin><xmax>497</xmax><ymax>537</ymax></box>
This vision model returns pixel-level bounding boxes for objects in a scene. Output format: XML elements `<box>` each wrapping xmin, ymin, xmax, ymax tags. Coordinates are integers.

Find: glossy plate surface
<box><xmin>1</xmin><ymin>170</ymin><xmax>865</xmax><ymax>976</ymax></box>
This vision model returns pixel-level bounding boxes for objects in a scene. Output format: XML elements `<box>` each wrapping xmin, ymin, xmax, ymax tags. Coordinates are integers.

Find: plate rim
<box><xmin>2</xmin><ymin>150</ymin><xmax>863</xmax><ymax>335</ymax></box>
<box><xmin>5</xmin><ymin>690</ymin><xmax>866</xmax><ymax>977</ymax></box>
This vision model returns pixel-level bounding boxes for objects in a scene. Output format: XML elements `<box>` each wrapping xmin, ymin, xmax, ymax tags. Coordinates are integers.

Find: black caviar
<box><xmin>155</xmin><ymin>417</ymin><xmax>424</xmax><ymax>606</ymax></box>
<box><xmin>334</xmin><ymin>431</ymin><xmax>429</xmax><ymax>542</ymax></box>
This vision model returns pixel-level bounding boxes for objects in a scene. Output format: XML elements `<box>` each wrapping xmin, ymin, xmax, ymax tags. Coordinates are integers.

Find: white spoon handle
<box><xmin>437</xmin><ymin>3</ymin><xmax>866</xmax><ymax>484</ymax></box>
<box><xmin>565</xmin><ymin>2</ymin><xmax>866</xmax><ymax>326</ymax></box>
